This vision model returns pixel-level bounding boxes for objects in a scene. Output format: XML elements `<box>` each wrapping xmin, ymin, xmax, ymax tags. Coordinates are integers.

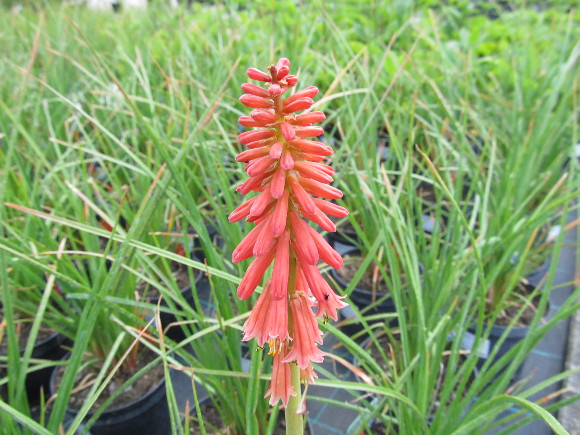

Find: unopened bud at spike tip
<box><xmin>247</xmin><ymin>68</ymin><xmax>272</xmax><ymax>82</ymax></box>
<box><xmin>268</xmin><ymin>84</ymin><xmax>283</xmax><ymax>97</ymax></box>
<box><xmin>285</xmin><ymin>75</ymin><xmax>298</xmax><ymax>86</ymax></box>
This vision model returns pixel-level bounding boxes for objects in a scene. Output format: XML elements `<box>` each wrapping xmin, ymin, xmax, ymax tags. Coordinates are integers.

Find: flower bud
<box><xmin>247</xmin><ymin>68</ymin><xmax>272</xmax><ymax>82</ymax></box>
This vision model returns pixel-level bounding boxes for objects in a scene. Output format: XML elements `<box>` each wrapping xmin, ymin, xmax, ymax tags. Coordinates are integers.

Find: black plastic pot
<box><xmin>191</xmin><ymin>392</ymin><xmax>316</xmax><ymax>434</ymax></box>
<box><xmin>331</xmin><ymin>248</ymin><xmax>399</xmax><ymax>336</ymax></box>
<box><xmin>26</xmin><ymin>331</ymin><xmax>68</xmax><ymax>400</ymax></box>
<box><xmin>461</xmin><ymin>322</ymin><xmax>530</xmax><ymax>376</ymax></box>
<box><xmin>191</xmin><ymin>223</ymin><xmax>224</xmax><ymax>262</ymax></box>
<box><xmin>0</xmin><ymin>330</ymin><xmax>68</xmax><ymax>403</ymax></box>
<box><xmin>148</xmin><ymin>255</ymin><xmax>204</xmax><ymax>342</ymax></box>
<box><xmin>525</xmin><ymin>258</ymin><xmax>551</xmax><ymax>288</ymax></box>
<box><xmin>0</xmin><ymin>299</ymin><xmax>69</xmax><ymax>403</ymax></box>
<box><xmin>49</xmin><ymin>358</ymin><xmax>168</xmax><ymax>435</ymax></box>
<box><xmin>460</xmin><ymin>285</ymin><xmax>550</xmax><ymax>377</ymax></box>
<box><xmin>325</xmin><ymin>226</ymin><xmax>359</xmax><ymax>248</ymax></box>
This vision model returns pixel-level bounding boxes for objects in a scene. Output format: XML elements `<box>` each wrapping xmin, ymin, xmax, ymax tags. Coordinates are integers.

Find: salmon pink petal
<box><xmin>237</xmin><ymin>243</ymin><xmax>276</xmax><ymax>299</ymax></box>
<box><xmin>247</xmin><ymin>68</ymin><xmax>272</xmax><ymax>82</ymax></box>
<box><xmin>242</xmin><ymin>280</ymin><xmax>289</xmax><ymax>346</ymax></box>
<box><xmin>300</xmin><ymin>178</ymin><xmax>343</xmax><ymax>199</ymax></box>
<box><xmin>306</xmin><ymin>225</ymin><xmax>343</xmax><ymax>268</ymax></box>
<box><xmin>249</xmin><ymin>186</ymin><xmax>273</xmax><ymax>216</ymax></box>
<box><xmin>291</xmin><ymin>239</ymin><xmax>316</xmax><ymax>268</ymax></box>
<box><xmin>289</xmin><ymin>212</ymin><xmax>318</xmax><ymax>265</ymax></box>
<box><xmin>300</xmin><ymin>263</ymin><xmax>346</xmax><ymax>320</ymax></box>
<box><xmin>280</xmin><ymin>122</ymin><xmax>296</xmax><ymax>142</ymax></box>
<box><xmin>300</xmin><ymin>363</ymin><xmax>318</xmax><ymax>384</ymax></box>
<box><xmin>238</xmin><ymin>116</ymin><xmax>263</xmax><ymax>127</ymax></box>
<box><xmin>231</xmin><ymin>222</ymin><xmax>263</xmax><ymax>263</ymax></box>
<box><xmin>276</xmin><ymin>66</ymin><xmax>290</xmax><ymax>80</ymax></box>
<box><xmin>295</xmin><ymin>126</ymin><xmax>324</xmax><ymax>138</ymax></box>
<box><xmin>285</xmin><ymin>75</ymin><xmax>298</xmax><ymax>86</ymax></box>
<box><xmin>287</xmin><ymin>177</ymin><xmax>316</xmax><ymax>216</ymax></box>
<box><xmin>270</xmin><ymin>167</ymin><xmax>286</xmax><ymax>199</ymax></box>
<box><xmin>271</xmin><ymin>190</ymin><xmax>290</xmax><ymax>237</ymax></box>
<box><xmin>238</xmin><ymin>129</ymin><xmax>275</xmax><ymax>145</ymax></box>
<box><xmin>283</xmin><ymin>98</ymin><xmax>314</xmax><ymax>114</ymax></box>
<box><xmin>303</xmin><ymin>207</ymin><xmax>336</xmax><ymax>232</ymax></box>
<box><xmin>280</xmin><ymin>150</ymin><xmax>295</xmax><ymax>170</ymax></box>
<box><xmin>289</xmin><ymin>139</ymin><xmax>333</xmax><ymax>156</ymax></box>
<box><xmin>283</xmin><ymin>86</ymin><xmax>319</xmax><ymax>106</ymax></box>
<box><xmin>246</xmin><ymin>203</ymin><xmax>274</xmax><ymax>223</ymax></box>
<box><xmin>307</xmin><ymin>162</ymin><xmax>334</xmax><ymax>175</ymax></box>
<box><xmin>316</xmin><ymin>288</ymin><xmax>347</xmax><ymax>321</ymax></box>
<box><xmin>228</xmin><ymin>197</ymin><xmax>256</xmax><ymax>222</ymax></box>
<box><xmin>267</xmin><ymin>293</ymin><xmax>289</xmax><ymax>342</ymax></box>
<box><xmin>253</xmin><ymin>215</ymin><xmax>274</xmax><ymax>257</ymax></box>
<box><xmin>265</xmin><ymin>343</ymin><xmax>296</xmax><ymax>407</ymax></box>
<box><xmin>240</xmin><ymin>94</ymin><xmax>274</xmax><ymax>109</ymax></box>
<box><xmin>246</xmin><ymin>156</ymin><xmax>277</xmax><ymax>177</ymax></box>
<box><xmin>246</xmin><ymin>137</ymin><xmax>277</xmax><ymax>149</ymax></box>
<box><xmin>268</xmin><ymin>84</ymin><xmax>283</xmax><ymax>97</ymax></box>
<box><xmin>236</xmin><ymin>147</ymin><xmax>270</xmax><ymax>163</ymax></box>
<box><xmin>276</xmin><ymin>58</ymin><xmax>290</xmax><ymax>70</ymax></box>
<box><xmin>241</xmin><ymin>83</ymin><xmax>270</xmax><ymax>98</ymax></box>
<box><xmin>270</xmin><ymin>231</ymin><xmax>290</xmax><ymax>300</ymax></box>
<box><xmin>242</xmin><ymin>279</ymin><xmax>274</xmax><ymax>346</ymax></box>
<box><xmin>312</xmin><ymin>198</ymin><xmax>348</xmax><ymax>218</ymax></box>
<box><xmin>294</xmin><ymin>111</ymin><xmax>326</xmax><ymax>125</ymax></box>
<box><xmin>295</xmin><ymin>266</ymin><xmax>310</xmax><ymax>295</ymax></box>
<box><xmin>293</xmin><ymin>161</ymin><xmax>334</xmax><ymax>183</ymax></box>
<box><xmin>283</xmin><ymin>292</ymin><xmax>324</xmax><ymax>369</ymax></box>
<box><xmin>269</xmin><ymin>141</ymin><xmax>284</xmax><ymax>159</ymax></box>
<box><xmin>295</xmin><ymin>151</ymin><xmax>326</xmax><ymax>162</ymax></box>
<box><xmin>237</xmin><ymin>172</ymin><xmax>270</xmax><ymax>195</ymax></box>
<box><xmin>250</xmin><ymin>109</ymin><xmax>277</xmax><ymax>124</ymax></box>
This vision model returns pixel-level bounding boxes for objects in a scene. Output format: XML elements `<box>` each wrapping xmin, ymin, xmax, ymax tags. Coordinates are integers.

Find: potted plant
<box><xmin>328</xmin><ymin>171</ymin><xmax>425</xmax><ymax>334</ymax></box>
<box><xmin>0</xmin><ymin>257</ymin><xmax>68</xmax><ymax>405</ymax></box>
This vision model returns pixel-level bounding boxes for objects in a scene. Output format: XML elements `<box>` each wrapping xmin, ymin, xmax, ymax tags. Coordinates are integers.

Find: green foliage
<box><xmin>0</xmin><ymin>0</ymin><xmax>579</xmax><ymax>433</ymax></box>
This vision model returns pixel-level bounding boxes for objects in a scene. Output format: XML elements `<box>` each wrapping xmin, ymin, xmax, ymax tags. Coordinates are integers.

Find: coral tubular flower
<box><xmin>243</xmin><ymin>279</ymin><xmax>289</xmax><ymax>346</ymax></box>
<box><xmin>264</xmin><ymin>342</ymin><xmax>296</xmax><ymax>407</ymax></box>
<box><xmin>230</xmin><ymin>58</ymin><xmax>348</xmax><ymax>409</ymax></box>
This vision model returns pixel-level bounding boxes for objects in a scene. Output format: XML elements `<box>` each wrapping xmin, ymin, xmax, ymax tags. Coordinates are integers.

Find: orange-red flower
<box><xmin>230</xmin><ymin>58</ymin><xmax>348</xmax><ymax>408</ymax></box>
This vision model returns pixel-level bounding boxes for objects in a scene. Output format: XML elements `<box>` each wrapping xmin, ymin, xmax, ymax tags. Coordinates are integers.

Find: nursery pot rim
<box><xmin>145</xmin><ymin>253</ymin><xmax>204</xmax><ymax>305</ymax></box>
<box><xmin>49</xmin><ymin>352</ymin><xmax>166</xmax><ymax>418</ymax></box>
<box><xmin>471</xmin><ymin>279</ymin><xmax>553</xmax><ymax>338</ymax></box>
<box><xmin>329</xmin><ymin>245</ymin><xmax>423</xmax><ymax>299</ymax></box>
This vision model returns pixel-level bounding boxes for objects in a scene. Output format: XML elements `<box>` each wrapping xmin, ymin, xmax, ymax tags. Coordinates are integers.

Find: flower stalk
<box><xmin>230</xmin><ymin>58</ymin><xmax>348</xmax><ymax>428</ymax></box>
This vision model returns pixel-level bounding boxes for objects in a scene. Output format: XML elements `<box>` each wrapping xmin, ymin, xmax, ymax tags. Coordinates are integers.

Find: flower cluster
<box><xmin>229</xmin><ymin>58</ymin><xmax>348</xmax><ymax>407</ymax></box>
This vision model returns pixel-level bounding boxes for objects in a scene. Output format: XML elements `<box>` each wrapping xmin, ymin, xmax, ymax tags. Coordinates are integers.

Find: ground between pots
<box><xmin>188</xmin><ymin>402</ymin><xmax>311</xmax><ymax>435</ymax></box>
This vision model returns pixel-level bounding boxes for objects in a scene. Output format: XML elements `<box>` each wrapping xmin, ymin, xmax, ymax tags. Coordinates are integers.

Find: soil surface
<box><xmin>337</xmin><ymin>255</ymin><xmax>393</xmax><ymax>295</ymax></box>
<box><xmin>417</xmin><ymin>181</ymin><xmax>438</xmax><ymax>203</ymax></box>
<box><xmin>0</xmin><ymin>308</ymin><xmax>57</xmax><ymax>353</ymax></box>
<box><xmin>136</xmin><ymin>259</ymin><xmax>199</xmax><ymax>299</ymax></box>
<box><xmin>364</xmin><ymin>333</ymin><xmax>401</xmax><ymax>377</ymax></box>
<box><xmin>189</xmin><ymin>403</ymin><xmax>311</xmax><ymax>434</ymax></box>
<box><xmin>492</xmin><ymin>282</ymin><xmax>543</xmax><ymax>327</ymax></box>
<box><xmin>51</xmin><ymin>348</ymin><xmax>164</xmax><ymax>411</ymax></box>
<box><xmin>363</xmin><ymin>333</ymin><xmax>474</xmax><ymax>417</ymax></box>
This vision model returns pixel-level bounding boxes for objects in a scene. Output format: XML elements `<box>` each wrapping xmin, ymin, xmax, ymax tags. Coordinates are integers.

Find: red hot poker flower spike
<box><xmin>230</xmin><ymin>58</ymin><xmax>348</xmax><ymax>409</ymax></box>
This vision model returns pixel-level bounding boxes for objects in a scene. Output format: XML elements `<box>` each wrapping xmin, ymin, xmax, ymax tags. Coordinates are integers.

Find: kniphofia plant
<box><xmin>230</xmin><ymin>58</ymin><xmax>348</xmax><ymax>432</ymax></box>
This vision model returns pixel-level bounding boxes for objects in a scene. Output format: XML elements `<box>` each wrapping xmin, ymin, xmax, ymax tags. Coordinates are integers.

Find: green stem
<box><xmin>285</xmin><ymin>256</ymin><xmax>303</xmax><ymax>434</ymax></box>
<box><xmin>285</xmin><ymin>362</ymin><xmax>303</xmax><ymax>435</ymax></box>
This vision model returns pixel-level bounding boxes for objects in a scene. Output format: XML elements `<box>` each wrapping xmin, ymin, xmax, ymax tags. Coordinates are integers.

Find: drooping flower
<box><xmin>264</xmin><ymin>342</ymin><xmax>296</xmax><ymax>407</ymax></box>
<box><xmin>230</xmin><ymin>58</ymin><xmax>348</xmax><ymax>408</ymax></box>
